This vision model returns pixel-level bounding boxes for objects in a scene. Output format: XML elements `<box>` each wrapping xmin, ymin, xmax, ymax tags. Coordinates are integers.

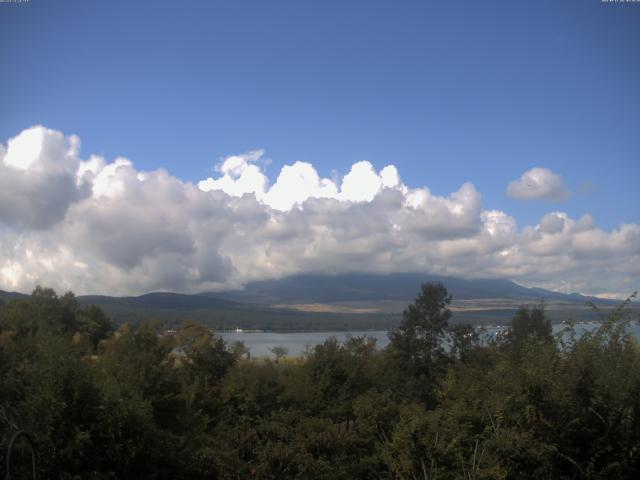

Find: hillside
<box><xmin>76</xmin><ymin>291</ymin><xmax>397</xmax><ymax>332</ymax></box>
<box><xmin>2</xmin><ymin>273</ymin><xmax>623</xmax><ymax>331</ymax></box>
<box><xmin>206</xmin><ymin>273</ymin><xmax>614</xmax><ymax>312</ymax></box>
<box><xmin>0</xmin><ymin>290</ymin><xmax>27</xmax><ymax>303</ymax></box>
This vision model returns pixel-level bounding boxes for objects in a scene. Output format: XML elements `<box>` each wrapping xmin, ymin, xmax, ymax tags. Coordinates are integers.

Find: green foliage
<box><xmin>390</xmin><ymin>282</ymin><xmax>452</xmax><ymax>361</ymax></box>
<box><xmin>1</xmin><ymin>286</ymin><xmax>640</xmax><ymax>478</ymax></box>
<box><xmin>270</xmin><ymin>345</ymin><xmax>289</xmax><ymax>361</ymax></box>
<box><xmin>449</xmin><ymin>323</ymin><xmax>481</xmax><ymax>362</ymax></box>
<box><xmin>508</xmin><ymin>303</ymin><xmax>553</xmax><ymax>352</ymax></box>
<box><xmin>387</xmin><ymin>282</ymin><xmax>452</xmax><ymax>404</ymax></box>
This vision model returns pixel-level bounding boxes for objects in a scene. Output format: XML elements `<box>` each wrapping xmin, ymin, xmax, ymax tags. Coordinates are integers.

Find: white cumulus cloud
<box><xmin>0</xmin><ymin>127</ymin><xmax>637</xmax><ymax>298</ymax></box>
<box><xmin>199</xmin><ymin>153</ymin><xmax>404</xmax><ymax>211</ymax></box>
<box><xmin>198</xmin><ymin>149</ymin><xmax>269</xmax><ymax>200</ymax></box>
<box><xmin>0</xmin><ymin>126</ymin><xmax>91</xmax><ymax>229</ymax></box>
<box><xmin>507</xmin><ymin>167</ymin><xmax>570</xmax><ymax>201</ymax></box>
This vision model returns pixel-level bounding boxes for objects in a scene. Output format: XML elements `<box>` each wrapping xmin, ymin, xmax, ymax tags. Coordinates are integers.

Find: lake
<box><xmin>220</xmin><ymin>330</ymin><xmax>391</xmax><ymax>357</ymax></box>
<box><xmin>220</xmin><ymin>322</ymin><xmax>640</xmax><ymax>357</ymax></box>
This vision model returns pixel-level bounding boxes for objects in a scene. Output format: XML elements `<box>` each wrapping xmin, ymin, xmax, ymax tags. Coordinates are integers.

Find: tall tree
<box><xmin>387</xmin><ymin>282</ymin><xmax>452</xmax><ymax>404</ymax></box>
<box><xmin>509</xmin><ymin>303</ymin><xmax>552</xmax><ymax>352</ymax></box>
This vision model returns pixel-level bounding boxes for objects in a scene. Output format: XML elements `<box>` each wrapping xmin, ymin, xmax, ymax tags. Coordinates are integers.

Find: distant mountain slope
<box><xmin>2</xmin><ymin>275</ymin><xmax>623</xmax><ymax>331</ymax></box>
<box><xmin>0</xmin><ymin>290</ymin><xmax>27</xmax><ymax>303</ymax></box>
<box><xmin>205</xmin><ymin>273</ymin><xmax>610</xmax><ymax>307</ymax></box>
<box><xmin>76</xmin><ymin>291</ymin><xmax>397</xmax><ymax>331</ymax></box>
<box><xmin>79</xmin><ymin>292</ymin><xmax>243</xmax><ymax>310</ymax></box>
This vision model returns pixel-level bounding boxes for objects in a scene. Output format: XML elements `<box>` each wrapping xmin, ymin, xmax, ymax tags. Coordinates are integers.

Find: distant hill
<box><xmin>205</xmin><ymin>273</ymin><xmax>612</xmax><ymax>309</ymax></box>
<box><xmin>1</xmin><ymin>274</ymin><xmax>624</xmax><ymax>331</ymax></box>
<box><xmin>75</xmin><ymin>291</ymin><xmax>397</xmax><ymax>332</ymax></box>
<box><xmin>0</xmin><ymin>290</ymin><xmax>27</xmax><ymax>303</ymax></box>
<box><xmin>79</xmin><ymin>292</ymin><xmax>243</xmax><ymax>311</ymax></box>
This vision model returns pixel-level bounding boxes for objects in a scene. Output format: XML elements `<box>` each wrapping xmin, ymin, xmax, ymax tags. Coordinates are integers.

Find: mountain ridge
<box><xmin>1</xmin><ymin>274</ymin><xmax>622</xmax><ymax>331</ymax></box>
<box><xmin>203</xmin><ymin>273</ymin><xmax>612</xmax><ymax>306</ymax></box>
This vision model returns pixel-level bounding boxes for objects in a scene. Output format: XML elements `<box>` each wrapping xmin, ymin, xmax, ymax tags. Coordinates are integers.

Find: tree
<box><xmin>270</xmin><ymin>346</ymin><xmax>289</xmax><ymax>362</ymax></box>
<box><xmin>509</xmin><ymin>303</ymin><xmax>552</xmax><ymax>352</ymax></box>
<box><xmin>175</xmin><ymin>322</ymin><xmax>236</xmax><ymax>383</ymax></box>
<box><xmin>389</xmin><ymin>282</ymin><xmax>452</xmax><ymax>361</ymax></box>
<box><xmin>387</xmin><ymin>282</ymin><xmax>452</xmax><ymax>404</ymax></box>
<box><xmin>230</xmin><ymin>340</ymin><xmax>250</xmax><ymax>360</ymax></box>
<box><xmin>75</xmin><ymin>304</ymin><xmax>113</xmax><ymax>348</ymax></box>
<box><xmin>449</xmin><ymin>323</ymin><xmax>479</xmax><ymax>362</ymax></box>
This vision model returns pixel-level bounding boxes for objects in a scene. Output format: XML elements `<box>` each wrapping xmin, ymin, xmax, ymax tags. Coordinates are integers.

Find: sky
<box><xmin>0</xmin><ymin>0</ymin><xmax>638</xmax><ymax>298</ymax></box>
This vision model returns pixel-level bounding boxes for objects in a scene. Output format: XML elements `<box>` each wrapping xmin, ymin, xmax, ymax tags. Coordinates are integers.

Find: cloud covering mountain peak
<box><xmin>1</xmin><ymin>126</ymin><xmax>637</xmax><ymax>298</ymax></box>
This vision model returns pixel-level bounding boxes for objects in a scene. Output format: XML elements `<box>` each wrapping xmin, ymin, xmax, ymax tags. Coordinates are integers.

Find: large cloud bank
<box><xmin>1</xmin><ymin>126</ymin><xmax>638</xmax><ymax>297</ymax></box>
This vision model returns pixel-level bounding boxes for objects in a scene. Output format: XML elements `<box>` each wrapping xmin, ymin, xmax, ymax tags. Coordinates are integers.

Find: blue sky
<box><xmin>0</xmin><ymin>1</ymin><xmax>639</xmax><ymax>297</ymax></box>
<box><xmin>2</xmin><ymin>0</ymin><xmax>638</xmax><ymax>228</ymax></box>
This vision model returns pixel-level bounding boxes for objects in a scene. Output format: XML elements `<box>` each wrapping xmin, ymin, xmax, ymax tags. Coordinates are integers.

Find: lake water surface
<box><xmin>220</xmin><ymin>322</ymin><xmax>640</xmax><ymax>358</ymax></box>
<box><xmin>221</xmin><ymin>330</ymin><xmax>391</xmax><ymax>357</ymax></box>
